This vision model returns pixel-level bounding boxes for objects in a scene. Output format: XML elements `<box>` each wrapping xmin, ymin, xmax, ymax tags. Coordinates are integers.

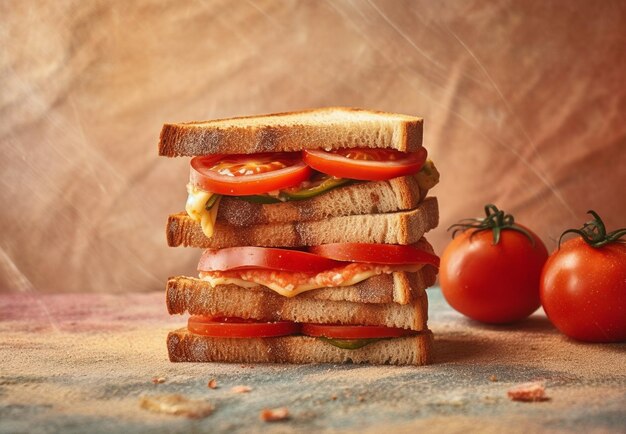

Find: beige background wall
<box><xmin>1</xmin><ymin>0</ymin><xmax>625</xmax><ymax>293</ymax></box>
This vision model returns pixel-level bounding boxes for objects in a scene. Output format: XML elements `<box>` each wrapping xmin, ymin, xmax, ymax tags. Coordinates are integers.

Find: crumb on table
<box><xmin>260</xmin><ymin>407</ymin><xmax>289</xmax><ymax>422</ymax></box>
<box><xmin>507</xmin><ymin>382</ymin><xmax>548</xmax><ymax>402</ymax></box>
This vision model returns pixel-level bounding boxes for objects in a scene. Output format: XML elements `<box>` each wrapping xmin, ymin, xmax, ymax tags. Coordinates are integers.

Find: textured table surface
<box><xmin>1</xmin><ymin>289</ymin><xmax>625</xmax><ymax>434</ymax></box>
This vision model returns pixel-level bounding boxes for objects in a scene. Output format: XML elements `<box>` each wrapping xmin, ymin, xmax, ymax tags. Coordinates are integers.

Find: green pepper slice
<box><xmin>235</xmin><ymin>175</ymin><xmax>353</xmax><ymax>204</ymax></box>
<box><xmin>318</xmin><ymin>337</ymin><xmax>383</xmax><ymax>350</ymax></box>
<box><xmin>281</xmin><ymin>177</ymin><xmax>353</xmax><ymax>201</ymax></box>
<box><xmin>235</xmin><ymin>195</ymin><xmax>283</xmax><ymax>204</ymax></box>
<box><xmin>204</xmin><ymin>194</ymin><xmax>221</xmax><ymax>210</ymax></box>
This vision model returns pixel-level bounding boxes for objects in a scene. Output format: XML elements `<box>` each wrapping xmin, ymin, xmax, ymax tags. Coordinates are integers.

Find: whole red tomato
<box><xmin>440</xmin><ymin>205</ymin><xmax>548</xmax><ymax>324</ymax></box>
<box><xmin>540</xmin><ymin>211</ymin><xmax>626</xmax><ymax>342</ymax></box>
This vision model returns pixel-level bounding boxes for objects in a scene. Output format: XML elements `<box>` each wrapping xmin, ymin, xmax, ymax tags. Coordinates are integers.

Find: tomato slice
<box><xmin>309</xmin><ymin>243</ymin><xmax>440</xmax><ymax>268</ymax></box>
<box><xmin>301</xmin><ymin>323</ymin><xmax>416</xmax><ymax>339</ymax></box>
<box><xmin>190</xmin><ymin>152</ymin><xmax>312</xmax><ymax>195</ymax></box>
<box><xmin>188</xmin><ymin>316</ymin><xmax>301</xmax><ymax>338</ymax></box>
<box><xmin>302</xmin><ymin>147</ymin><xmax>427</xmax><ymax>181</ymax></box>
<box><xmin>197</xmin><ymin>247</ymin><xmax>345</xmax><ymax>273</ymax></box>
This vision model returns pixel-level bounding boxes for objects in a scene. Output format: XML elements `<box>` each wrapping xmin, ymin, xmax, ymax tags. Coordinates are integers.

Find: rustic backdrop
<box><xmin>1</xmin><ymin>0</ymin><xmax>625</xmax><ymax>293</ymax></box>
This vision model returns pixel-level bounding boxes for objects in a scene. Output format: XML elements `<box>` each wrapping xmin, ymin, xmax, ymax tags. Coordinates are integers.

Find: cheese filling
<box><xmin>186</xmin><ymin>184</ymin><xmax>221</xmax><ymax>238</ymax></box>
<box><xmin>199</xmin><ymin>263</ymin><xmax>424</xmax><ymax>297</ymax></box>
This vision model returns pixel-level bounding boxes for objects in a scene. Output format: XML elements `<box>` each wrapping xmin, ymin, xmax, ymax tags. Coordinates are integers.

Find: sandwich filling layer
<box><xmin>184</xmin><ymin>315</ymin><xmax>424</xmax><ymax>352</ymax></box>
<box><xmin>184</xmin><ymin>149</ymin><xmax>438</xmax><ymax>238</ymax></box>
<box><xmin>199</xmin><ymin>263</ymin><xmax>424</xmax><ymax>297</ymax></box>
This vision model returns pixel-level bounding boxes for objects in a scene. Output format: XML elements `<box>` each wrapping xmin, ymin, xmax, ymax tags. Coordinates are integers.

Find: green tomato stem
<box><xmin>558</xmin><ymin>210</ymin><xmax>626</xmax><ymax>248</ymax></box>
<box><xmin>447</xmin><ymin>204</ymin><xmax>535</xmax><ymax>246</ymax></box>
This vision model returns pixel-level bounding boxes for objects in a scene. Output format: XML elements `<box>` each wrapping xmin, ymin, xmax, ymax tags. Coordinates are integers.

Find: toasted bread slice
<box><xmin>159</xmin><ymin>107</ymin><xmax>423</xmax><ymax>156</ymax></box>
<box><xmin>217</xmin><ymin>175</ymin><xmax>426</xmax><ymax>226</ymax></box>
<box><xmin>168</xmin><ymin>197</ymin><xmax>438</xmax><ymax>248</ymax></box>
<box><xmin>167</xmin><ymin>329</ymin><xmax>433</xmax><ymax>365</ymax></box>
<box><xmin>167</xmin><ymin>278</ymin><xmax>428</xmax><ymax>331</ymax></box>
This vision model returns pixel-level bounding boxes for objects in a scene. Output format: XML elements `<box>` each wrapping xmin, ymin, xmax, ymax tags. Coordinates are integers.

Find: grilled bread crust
<box><xmin>159</xmin><ymin>107</ymin><xmax>423</xmax><ymax>156</ymax></box>
<box><xmin>167</xmin><ymin>329</ymin><xmax>433</xmax><ymax>365</ymax></box>
<box><xmin>167</xmin><ymin>197</ymin><xmax>438</xmax><ymax>248</ymax></box>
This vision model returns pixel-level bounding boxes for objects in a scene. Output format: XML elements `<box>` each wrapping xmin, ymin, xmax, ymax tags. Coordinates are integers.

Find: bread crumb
<box><xmin>260</xmin><ymin>407</ymin><xmax>289</xmax><ymax>422</ymax></box>
<box><xmin>139</xmin><ymin>394</ymin><xmax>213</xmax><ymax>418</ymax></box>
<box><xmin>507</xmin><ymin>382</ymin><xmax>549</xmax><ymax>402</ymax></box>
<box><xmin>208</xmin><ymin>379</ymin><xmax>217</xmax><ymax>389</ymax></box>
<box><xmin>489</xmin><ymin>375</ymin><xmax>498</xmax><ymax>382</ymax></box>
<box><xmin>231</xmin><ymin>385</ymin><xmax>252</xmax><ymax>393</ymax></box>
<box><xmin>151</xmin><ymin>377</ymin><xmax>166</xmax><ymax>384</ymax></box>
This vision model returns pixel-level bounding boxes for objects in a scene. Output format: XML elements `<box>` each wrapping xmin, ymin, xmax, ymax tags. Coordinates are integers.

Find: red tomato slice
<box><xmin>301</xmin><ymin>323</ymin><xmax>416</xmax><ymax>339</ymax></box>
<box><xmin>190</xmin><ymin>152</ymin><xmax>312</xmax><ymax>195</ymax></box>
<box><xmin>188</xmin><ymin>316</ymin><xmax>301</xmax><ymax>338</ymax></box>
<box><xmin>197</xmin><ymin>247</ymin><xmax>345</xmax><ymax>274</ymax></box>
<box><xmin>309</xmin><ymin>243</ymin><xmax>440</xmax><ymax>267</ymax></box>
<box><xmin>302</xmin><ymin>147</ymin><xmax>427</xmax><ymax>181</ymax></box>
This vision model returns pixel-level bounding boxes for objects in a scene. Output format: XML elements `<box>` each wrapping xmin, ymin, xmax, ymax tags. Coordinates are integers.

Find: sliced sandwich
<box><xmin>159</xmin><ymin>107</ymin><xmax>440</xmax><ymax>365</ymax></box>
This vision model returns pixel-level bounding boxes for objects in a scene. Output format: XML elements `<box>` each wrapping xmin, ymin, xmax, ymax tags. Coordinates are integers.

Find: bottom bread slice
<box><xmin>167</xmin><ymin>328</ymin><xmax>433</xmax><ymax>365</ymax></box>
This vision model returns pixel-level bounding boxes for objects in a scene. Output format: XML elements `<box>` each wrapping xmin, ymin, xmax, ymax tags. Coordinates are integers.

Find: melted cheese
<box><xmin>417</xmin><ymin>160</ymin><xmax>440</xmax><ymax>192</ymax></box>
<box><xmin>201</xmin><ymin>269</ymin><xmax>379</xmax><ymax>297</ymax></box>
<box><xmin>200</xmin><ymin>264</ymin><xmax>424</xmax><ymax>298</ymax></box>
<box><xmin>185</xmin><ymin>184</ymin><xmax>221</xmax><ymax>238</ymax></box>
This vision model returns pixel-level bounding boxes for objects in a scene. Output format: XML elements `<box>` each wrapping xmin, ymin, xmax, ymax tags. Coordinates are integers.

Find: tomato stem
<box><xmin>558</xmin><ymin>210</ymin><xmax>626</xmax><ymax>248</ymax></box>
<box><xmin>448</xmin><ymin>204</ymin><xmax>535</xmax><ymax>246</ymax></box>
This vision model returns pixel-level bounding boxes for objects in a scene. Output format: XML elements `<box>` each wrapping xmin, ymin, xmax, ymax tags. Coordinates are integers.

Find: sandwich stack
<box><xmin>159</xmin><ymin>108</ymin><xmax>440</xmax><ymax>365</ymax></box>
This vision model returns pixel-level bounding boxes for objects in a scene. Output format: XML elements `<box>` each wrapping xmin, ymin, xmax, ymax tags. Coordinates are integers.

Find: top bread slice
<box><xmin>159</xmin><ymin>107</ymin><xmax>423</xmax><ymax>156</ymax></box>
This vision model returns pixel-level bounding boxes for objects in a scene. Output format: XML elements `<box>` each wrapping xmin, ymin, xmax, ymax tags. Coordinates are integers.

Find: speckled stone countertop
<box><xmin>1</xmin><ymin>289</ymin><xmax>625</xmax><ymax>433</ymax></box>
